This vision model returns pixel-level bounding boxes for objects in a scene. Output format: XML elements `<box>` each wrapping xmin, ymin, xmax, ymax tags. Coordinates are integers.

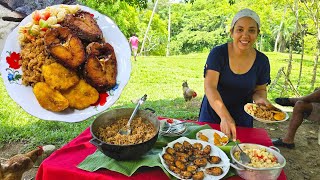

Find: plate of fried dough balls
<box><xmin>159</xmin><ymin>137</ymin><xmax>230</xmax><ymax>180</ymax></box>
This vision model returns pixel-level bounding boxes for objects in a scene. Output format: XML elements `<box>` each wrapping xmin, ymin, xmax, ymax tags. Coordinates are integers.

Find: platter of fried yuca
<box><xmin>244</xmin><ymin>103</ymin><xmax>289</xmax><ymax>123</ymax></box>
<box><xmin>0</xmin><ymin>5</ymin><xmax>131</xmax><ymax>122</ymax></box>
<box><xmin>159</xmin><ymin>137</ymin><xmax>230</xmax><ymax>180</ymax></box>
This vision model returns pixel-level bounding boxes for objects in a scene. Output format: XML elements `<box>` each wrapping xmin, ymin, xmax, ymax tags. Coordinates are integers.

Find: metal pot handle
<box><xmin>269</xmin><ymin>146</ymin><xmax>281</xmax><ymax>153</ymax></box>
<box><xmin>230</xmin><ymin>163</ymin><xmax>245</xmax><ymax>171</ymax></box>
<box><xmin>90</xmin><ymin>138</ymin><xmax>103</xmax><ymax>147</ymax></box>
<box><xmin>144</xmin><ymin>108</ymin><xmax>156</xmax><ymax>114</ymax></box>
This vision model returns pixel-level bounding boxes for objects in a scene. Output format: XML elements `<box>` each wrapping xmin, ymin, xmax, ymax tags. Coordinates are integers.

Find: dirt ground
<box><xmin>0</xmin><ymin>116</ymin><xmax>319</xmax><ymax>180</ymax></box>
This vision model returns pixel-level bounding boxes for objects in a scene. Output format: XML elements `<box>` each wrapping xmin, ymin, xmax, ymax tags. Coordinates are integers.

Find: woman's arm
<box><xmin>252</xmin><ymin>84</ymin><xmax>271</xmax><ymax>106</ymax></box>
<box><xmin>205</xmin><ymin>70</ymin><xmax>237</xmax><ymax>140</ymax></box>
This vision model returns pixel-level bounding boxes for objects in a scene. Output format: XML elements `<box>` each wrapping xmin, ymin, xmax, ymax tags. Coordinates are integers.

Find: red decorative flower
<box><xmin>6</xmin><ymin>52</ymin><xmax>21</xmax><ymax>69</ymax></box>
<box><xmin>92</xmin><ymin>92</ymin><xmax>109</xmax><ymax>106</ymax></box>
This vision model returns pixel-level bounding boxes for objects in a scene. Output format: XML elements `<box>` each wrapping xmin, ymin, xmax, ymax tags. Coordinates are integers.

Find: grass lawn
<box><xmin>0</xmin><ymin>52</ymin><xmax>319</xmax><ymax>149</ymax></box>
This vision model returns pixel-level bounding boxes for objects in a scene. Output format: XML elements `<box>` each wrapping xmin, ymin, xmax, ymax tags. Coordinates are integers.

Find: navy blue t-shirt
<box><xmin>199</xmin><ymin>43</ymin><xmax>271</xmax><ymax>127</ymax></box>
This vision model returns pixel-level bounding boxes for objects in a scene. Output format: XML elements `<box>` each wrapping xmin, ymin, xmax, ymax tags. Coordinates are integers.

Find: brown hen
<box><xmin>0</xmin><ymin>146</ymin><xmax>43</xmax><ymax>180</ymax></box>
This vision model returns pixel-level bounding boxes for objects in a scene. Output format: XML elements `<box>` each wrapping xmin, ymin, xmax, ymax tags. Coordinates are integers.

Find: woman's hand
<box><xmin>220</xmin><ymin>118</ymin><xmax>237</xmax><ymax>141</ymax></box>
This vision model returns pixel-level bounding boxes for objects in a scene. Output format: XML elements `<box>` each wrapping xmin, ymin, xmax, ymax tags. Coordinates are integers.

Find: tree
<box><xmin>300</xmin><ymin>0</ymin><xmax>320</xmax><ymax>90</ymax></box>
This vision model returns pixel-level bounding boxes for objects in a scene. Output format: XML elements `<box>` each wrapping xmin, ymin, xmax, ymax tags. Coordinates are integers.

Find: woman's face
<box><xmin>230</xmin><ymin>17</ymin><xmax>259</xmax><ymax>51</ymax></box>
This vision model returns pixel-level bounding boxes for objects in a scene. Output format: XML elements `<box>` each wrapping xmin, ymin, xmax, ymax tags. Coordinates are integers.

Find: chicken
<box><xmin>182</xmin><ymin>81</ymin><xmax>197</xmax><ymax>101</ymax></box>
<box><xmin>0</xmin><ymin>146</ymin><xmax>43</xmax><ymax>180</ymax></box>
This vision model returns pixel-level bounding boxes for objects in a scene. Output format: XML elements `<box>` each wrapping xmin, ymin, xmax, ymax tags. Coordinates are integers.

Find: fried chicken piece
<box><xmin>62</xmin><ymin>11</ymin><xmax>103</xmax><ymax>42</ymax></box>
<box><xmin>42</xmin><ymin>62</ymin><xmax>80</xmax><ymax>90</ymax></box>
<box><xmin>84</xmin><ymin>42</ymin><xmax>117</xmax><ymax>92</ymax></box>
<box><xmin>44</xmin><ymin>27</ymin><xmax>85</xmax><ymax>69</ymax></box>
<box><xmin>33</xmin><ymin>82</ymin><xmax>69</xmax><ymax>112</ymax></box>
<box><xmin>61</xmin><ymin>80</ymin><xmax>99</xmax><ymax>110</ymax></box>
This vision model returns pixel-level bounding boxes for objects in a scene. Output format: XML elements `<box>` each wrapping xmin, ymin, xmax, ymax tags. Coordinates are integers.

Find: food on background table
<box><xmin>162</xmin><ymin>140</ymin><xmax>224</xmax><ymax>179</ymax></box>
<box><xmin>97</xmin><ymin>117</ymin><xmax>156</xmax><ymax>145</ymax></box>
<box><xmin>33</xmin><ymin>82</ymin><xmax>69</xmax><ymax>112</ymax></box>
<box><xmin>234</xmin><ymin>147</ymin><xmax>280</xmax><ymax>168</ymax></box>
<box><xmin>17</xmin><ymin>5</ymin><xmax>118</xmax><ymax>112</ymax></box>
<box><xmin>245</xmin><ymin>103</ymin><xmax>286</xmax><ymax>121</ymax></box>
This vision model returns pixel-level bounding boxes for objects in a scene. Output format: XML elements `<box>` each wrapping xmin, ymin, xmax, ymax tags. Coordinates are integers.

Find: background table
<box><xmin>36</xmin><ymin>120</ymin><xmax>287</xmax><ymax>180</ymax></box>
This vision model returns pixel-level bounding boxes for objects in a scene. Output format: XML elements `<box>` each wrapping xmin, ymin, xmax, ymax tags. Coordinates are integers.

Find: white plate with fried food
<box><xmin>244</xmin><ymin>103</ymin><xmax>289</xmax><ymax>123</ymax></box>
<box><xmin>196</xmin><ymin>129</ymin><xmax>229</xmax><ymax>146</ymax></box>
<box><xmin>0</xmin><ymin>5</ymin><xmax>131</xmax><ymax>122</ymax></box>
<box><xmin>159</xmin><ymin>137</ymin><xmax>230</xmax><ymax>180</ymax></box>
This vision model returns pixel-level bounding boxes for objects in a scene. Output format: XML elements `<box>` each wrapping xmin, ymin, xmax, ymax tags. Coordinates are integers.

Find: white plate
<box><xmin>159</xmin><ymin>137</ymin><xmax>230</xmax><ymax>180</ymax></box>
<box><xmin>196</xmin><ymin>129</ymin><xmax>229</xmax><ymax>146</ymax></box>
<box><xmin>0</xmin><ymin>5</ymin><xmax>131</xmax><ymax>122</ymax></box>
<box><xmin>159</xmin><ymin>119</ymin><xmax>187</xmax><ymax>137</ymax></box>
<box><xmin>244</xmin><ymin>103</ymin><xmax>289</xmax><ymax>123</ymax></box>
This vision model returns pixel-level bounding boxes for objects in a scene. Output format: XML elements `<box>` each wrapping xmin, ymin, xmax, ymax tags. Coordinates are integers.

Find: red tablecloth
<box><xmin>36</xmin><ymin>120</ymin><xmax>287</xmax><ymax>180</ymax></box>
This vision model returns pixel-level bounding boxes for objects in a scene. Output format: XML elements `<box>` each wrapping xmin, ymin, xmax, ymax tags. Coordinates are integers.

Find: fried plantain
<box><xmin>44</xmin><ymin>27</ymin><xmax>86</xmax><ymax>69</ymax></box>
<box><xmin>84</xmin><ymin>42</ymin><xmax>117</xmax><ymax>92</ymax></box>
<box><xmin>62</xmin><ymin>11</ymin><xmax>103</xmax><ymax>42</ymax></box>
<box><xmin>33</xmin><ymin>82</ymin><xmax>69</xmax><ymax>112</ymax></box>
<box><xmin>42</xmin><ymin>62</ymin><xmax>80</xmax><ymax>90</ymax></box>
<box><xmin>61</xmin><ymin>80</ymin><xmax>99</xmax><ymax>110</ymax></box>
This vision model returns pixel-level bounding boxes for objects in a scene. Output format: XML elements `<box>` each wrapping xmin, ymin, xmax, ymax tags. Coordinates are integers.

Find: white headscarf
<box><xmin>231</xmin><ymin>8</ymin><xmax>260</xmax><ymax>29</ymax></box>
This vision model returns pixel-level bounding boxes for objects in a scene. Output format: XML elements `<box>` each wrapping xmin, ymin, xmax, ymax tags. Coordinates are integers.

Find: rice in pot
<box><xmin>98</xmin><ymin>117</ymin><xmax>157</xmax><ymax>145</ymax></box>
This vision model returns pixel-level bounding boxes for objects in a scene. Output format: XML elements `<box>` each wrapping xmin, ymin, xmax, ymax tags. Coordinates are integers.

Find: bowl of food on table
<box><xmin>230</xmin><ymin>143</ymin><xmax>286</xmax><ymax>180</ymax></box>
<box><xmin>90</xmin><ymin>108</ymin><xmax>160</xmax><ymax>160</ymax></box>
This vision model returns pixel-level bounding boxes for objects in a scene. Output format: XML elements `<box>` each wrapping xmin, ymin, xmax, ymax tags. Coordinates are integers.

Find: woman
<box><xmin>129</xmin><ymin>33</ymin><xmax>139</xmax><ymax>61</ymax></box>
<box><xmin>199</xmin><ymin>8</ymin><xmax>271</xmax><ymax>141</ymax></box>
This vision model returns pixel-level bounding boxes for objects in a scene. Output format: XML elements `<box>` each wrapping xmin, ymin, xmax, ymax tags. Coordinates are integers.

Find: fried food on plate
<box><xmin>44</xmin><ymin>27</ymin><xmax>85</xmax><ymax>69</ymax></box>
<box><xmin>42</xmin><ymin>62</ymin><xmax>79</xmax><ymax>90</ymax></box>
<box><xmin>274</xmin><ymin>112</ymin><xmax>286</xmax><ymax>120</ymax></box>
<box><xmin>62</xmin><ymin>11</ymin><xmax>103</xmax><ymax>42</ymax></box>
<box><xmin>61</xmin><ymin>79</ymin><xmax>99</xmax><ymax>110</ymax></box>
<box><xmin>33</xmin><ymin>82</ymin><xmax>69</xmax><ymax>112</ymax></box>
<box><xmin>84</xmin><ymin>42</ymin><xmax>117</xmax><ymax>92</ymax></box>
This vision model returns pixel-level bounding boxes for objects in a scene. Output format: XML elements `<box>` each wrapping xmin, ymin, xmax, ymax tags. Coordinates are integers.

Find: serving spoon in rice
<box><xmin>119</xmin><ymin>94</ymin><xmax>147</xmax><ymax>135</ymax></box>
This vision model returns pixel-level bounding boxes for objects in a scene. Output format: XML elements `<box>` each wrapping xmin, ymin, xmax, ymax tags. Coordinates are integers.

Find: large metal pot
<box><xmin>230</xmin><ymin>143</ymin><xmax>286</xmax><ymax>180</ymax></box>
<box><xmin>90</xmin><ymin>108</ymin><xmax>160</xmax><ymax>160</ymax></box>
